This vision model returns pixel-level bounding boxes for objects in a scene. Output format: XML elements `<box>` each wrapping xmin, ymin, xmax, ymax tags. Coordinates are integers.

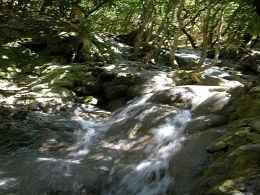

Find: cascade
<box><xmin>0</xmin><ymin>43</ymin><xmax>241</xmax><ymax>194</ymax></box>
<box><xmin>104</xmin><ymin>110</ymin><xmax>191</xmax><ymax>195</ymax></box>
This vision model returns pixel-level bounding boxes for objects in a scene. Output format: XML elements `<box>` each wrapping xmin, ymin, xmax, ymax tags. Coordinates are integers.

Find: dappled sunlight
<box><xmin>105</xmin><ymin>109</ymin><xmax>191</xmax><ymax>194</ymax></box>
<box><xmin>104</xmin><ymin>64</ymin><xmax>116</xmax><ymax>70</ymax></box>
<box><xmin>1</xmin><ymin>55</ymin><xmax>9</xmax><ymax>59</ymax></box>
<box><xmin>0</xmin><ymin>178</ymin><xmax>17</xmax><ymax>188</ymax></box>
<box><xmin>37</xmin><ymin>157</ymin><xmax>80</xmax><ymax>164</ymax></box>
<box><xmin>100</xmin><ymin>138</ymin><xmax>146</xmax><ymax>151</ymax></box>
<box><xmin>0</xmin><ymin>3</ymin><xmax>259</xmax><ymax>193</ymax></box>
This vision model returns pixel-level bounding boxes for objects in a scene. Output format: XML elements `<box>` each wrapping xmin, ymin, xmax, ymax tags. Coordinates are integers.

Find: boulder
<box><xmin>127</xmin><ymin>70</ymin><xmax>174</xmax><ymax>97</ymax></box>
<box><xmin>192</xmin><ymin>85</ymin><xmax>260</xmax><ymax>194</ymax></box>
<box><xmin>193</xmin><ymin>92</ymin><xmax>232</xmax><ymax>116</ymax></box>
<box><xmin>169</xmin><ymin>128</ymin><xmax>225</xmax><ymax>195</ymax></box>
<box><xmin>148</xmin><ymin>87</ymin><xmax>195</xmax><ymax>109</ymax></box>
<box><xmin>192</xmin><ymin>144</ymin><xmax>260</xmax><ymax>195</ymax></box>
<box><xmin>185</xmin><ymin>114</ymin><xmax>229</xmax><ymax>133</ymax></box>
<box><xmin>103</xmin><ymin>82</ymin><xmax>128</xmax><ymax>99</ymax></box>
<box><xmin>238</xmin><ymin>52</ymin><xmax>260</xmax><ymax>73</ymax></box>
<box><xmin>175</xmin><ymin>49</ymin><xmax>201</xmax><ymax>69</ymax></box>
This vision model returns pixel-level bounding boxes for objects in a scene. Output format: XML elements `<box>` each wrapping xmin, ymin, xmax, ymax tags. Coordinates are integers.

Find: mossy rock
<box><xmin>249</xmin><ymin>117</ymin><xmax>260</xmax><ymax>133</ymax></box>
<box><xmin>36</xmin><ymin>64</ymin><xmax>91</xmax><ymax>89</ymax></box>
<box><xmin>0</xmin><ymin>43</ymin><xmax>33</xmax><ymax>78</ymax></box>
<box><xmin>207</xmin><ymin>126</ymin><xmax>252</xmax><ymax>154</ymax></box>
<box><xmin>193</xmin><ymin>86</ymin><xmax>260</xmax><ymax>195</ymax></box>
<box><xmin>231</xmin><ymin>86</ymin><xmax>260</xmax><ymax>120</ymax></box>
<box><xmin>192</xmin><ymin>144</ymin><xmax>260</xmax><ymax>194</ymax></box>
<box><xmin>0</xmin><ymin>42</ymin><xmax>58</xmax><ymax>77</ymax></box>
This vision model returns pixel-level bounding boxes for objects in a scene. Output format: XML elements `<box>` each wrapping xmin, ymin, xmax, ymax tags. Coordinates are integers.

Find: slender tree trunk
<box><xmin>144</xmin><ymin>21</ymin><xmax>155</xmax><ymax>47</ymax></box>
<box><xmin>197</xmin><ymin>7</ymin><xmax>224</xmax><ymax>72</ymax></box>
<box><xmin>197</xmin><ymin>0</ymin><xmax>212</xmax><ymax>67</ymax></box>
<box><xmin>155</xmin><ymin>0</ymin><xmax>177</xmax><ymax>52</ymax></box>
<box><xmin>72</xmin><ymin>5</ymin><xmax>93</xmax><ymax>60</ymax></box>
<box><xmin>196</xmin><ymin>2</ymin><xmax>225</xmax><ymax>72</ymax></box>
<box><xmin>170</xmin><ymin>0</ymin><xmax>185</xmax><ymax>69</ymax></box>
<box><xmin>133</xmin><ymin>0</ymin><xmax>155</xmax><ymax>56</ymax></box>
<box><xmin>211</xmin><ymin>7</ymin><xmax>224</xmax><ymax>66</ymax></box>
<box><xmin>181</xmin><ymin>27</ymin><xmax>198</xmax><ymax>49</ymax></box>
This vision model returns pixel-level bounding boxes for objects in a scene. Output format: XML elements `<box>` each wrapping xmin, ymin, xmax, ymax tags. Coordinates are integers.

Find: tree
<box><xmin>169</xmin><ymin>0</ymin><xmax>185</xmax><ymax>69</ymax></box>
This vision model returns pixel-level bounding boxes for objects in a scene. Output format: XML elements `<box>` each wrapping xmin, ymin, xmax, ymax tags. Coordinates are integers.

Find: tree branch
<box><xmin>86</xmin><ymin>0</ymin><xmax>110</xmax><ymax>18</ymax></box>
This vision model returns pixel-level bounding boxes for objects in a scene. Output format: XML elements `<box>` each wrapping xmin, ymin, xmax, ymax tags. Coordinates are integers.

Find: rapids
<box><xmin>0</xmin><ymin>44</ymin><xmax>247</xmax><ymax>194</ymax></box>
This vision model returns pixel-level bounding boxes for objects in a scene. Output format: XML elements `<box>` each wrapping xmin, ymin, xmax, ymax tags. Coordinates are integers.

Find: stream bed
<box><xmin>0</xmin><ymin>80</ymin><xmax>239</xmax><ymax>194</ymax></box>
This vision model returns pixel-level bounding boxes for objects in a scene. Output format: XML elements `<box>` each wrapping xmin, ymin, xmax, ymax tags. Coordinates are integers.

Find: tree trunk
<box><xmin>71</xmin><ymin>5</ymin><xmax>103</xmax><ymax>61</ymax></box>
<box><xmin>155</xmin><ymin>0</ymin><xmax>177</xmax><ymax>52</ymax></box>
<box><xmin>197</xmin><ymin>0</ymin><xmax>212</xmax><ymax>67</ymax></box>
<box><xmin>169</xmin><ymin>0</ymin><xmax>185</xmax><ymax>69</ymax></box>
<box><xmin>181</xmin><ymin>27</ymin><xmax>198</xmax><ymax>49</ymax></box>
<box><xmin>197</xmin><ymin>6</ymin><xmax>224</xmax><ymax>72</ymax></box>
<box><xmin>133</xmin><ymin>0</ymin><xmax>155</xmax><ymax>56</ymax></box>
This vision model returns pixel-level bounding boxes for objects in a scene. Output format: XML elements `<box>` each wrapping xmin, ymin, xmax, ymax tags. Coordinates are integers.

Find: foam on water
<box><xmin>106</xmin><ymin>110</ymin><xmax>191</xmax><ymax>195</ymax></box>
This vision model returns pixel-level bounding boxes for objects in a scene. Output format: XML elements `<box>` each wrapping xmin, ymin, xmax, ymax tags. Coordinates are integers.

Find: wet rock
<box><xmin>238</xmin><ymin>51</ymin><xmax>260</xmax><ymax>73</ymax></box>
<box><xmin>148</xmin><ymin>87</ymin><xmax>195</xmax><ymax>109</ymax></box>
<box><xmin>193</xmin><ymin>92</ymin><xmax>232</xmax><ymax>116</ymax></box>
<box><xmin>108</xmin><ymin>103</ymin><xmax>178</xmax><ymax>138</ymax></box>
<box><xmin>127</xmin><ymin>70</ymin><xmax>174</xmax><ymax>97</ymax></box>
<box><xmin>192</xmin><ymin>144</ymin><xmax>260</xmax><ymax>195</ymax></box>
<box><xmin>169</xmin><ymin>128</ymin><xmax>225</xmax><ymax>195</ymax></box>
<box><xmin>175</xmin><ymin>50</ymin><xmax>201</xmax><ymax>69</ymax></box>
<box><xmin>103</xmin><ymin>82</ymin><xmax>128</xmax><ymax>99</ymax></box>
<box><xmin>127</xmin><ymin>84</ymin><xmax>156</xmax><ymax>97</ymax></box>
<box><xmin>105</xmin><ymin>97</ymin><xmax>129</xmax><ymax>111</ymax></box>
<box><xmin>185</xmin><ymin>114</ymin><xmax>229</xmax><ymax>133</ymax></box>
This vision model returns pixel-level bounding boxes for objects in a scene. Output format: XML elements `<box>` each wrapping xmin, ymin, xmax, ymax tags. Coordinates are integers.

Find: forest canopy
<box><xmin>1</xmin><ymin>0</ymin><xmax>260</xmax><ymax>67</ymax></box>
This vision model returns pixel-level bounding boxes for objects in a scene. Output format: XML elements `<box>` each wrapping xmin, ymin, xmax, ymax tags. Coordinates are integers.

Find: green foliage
<box><xmin>1</xmin><ymin>0</ymin><xmax>259</xmax><ymax>61</ymax></box>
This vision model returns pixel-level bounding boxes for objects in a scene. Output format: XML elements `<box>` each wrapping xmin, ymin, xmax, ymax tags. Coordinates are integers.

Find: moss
<box><xmin>232</xmin><ymin>97</ymin><xmax>260</xmax><ymax>119</ymax></box>
<box><xmin>0</xmin><ymin>42</ymin><xmax>57</xmax><ymax>78</ymax></box>
<box><xmin>193</xmin><ymin>145</ymin><xmax>260</xmax><ymax>195</ymax></box>
<box><xmin>33</xmin><ymin>64</ymin><xmax>91</xmax><ymax>89</ymax></box>
<box><xmin>249</xmin><ymin>117</ymin><xmax>260</xmax><ymax>133</ymax></box>
<box><xmin>208</xmin><ymin>126</ymin><xmax>253</xmax><ymax>153</ymax></box>
<box><xmin>209</xmin><ymin>148</ymin><xmax>260</xmax><ymax>194</ymax></box>
<box><xmin>83</xmin><ymin>96</ymin><xmax>99</xmax><ymax>104</ymax></box>
<box><xmin>192</xmin><ymin>86</ymin><xmax>260</xmax><ymax>195</ymax></box>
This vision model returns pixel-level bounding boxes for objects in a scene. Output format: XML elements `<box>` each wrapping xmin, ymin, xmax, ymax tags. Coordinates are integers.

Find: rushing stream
<box><xmin>1</xmin><ymin>82</ymin><xmax>233</xmax><ymax>194</ymax></box>
<box><xmin>105</xmin><ymin>110</ymin><xmax>191</xmax><ymax>195</ymax></box>
<box><xmin>0</xmin><ymin>44</ymin><xmax>246</xmax><ymax>194</ymax></box>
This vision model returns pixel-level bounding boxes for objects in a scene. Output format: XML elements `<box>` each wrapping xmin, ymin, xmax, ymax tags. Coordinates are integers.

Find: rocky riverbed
<box><xmin>1</xmin><ymin>9</ymin><xmax>260</xmax><ymax>193</ymax></box>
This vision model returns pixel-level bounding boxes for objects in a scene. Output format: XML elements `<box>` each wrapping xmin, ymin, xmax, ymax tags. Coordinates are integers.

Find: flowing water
<box><xmin>104</xmin><ymin>110</ymin><xmax>191</xmax><ymax>195</ymax></box>
<box><xmin>0</xmin><ymin>45</ymin><xmax>239</xmax><ymax>194</ymax></box>
<box><xmin>0</xmin><ymin>83</ymin><xmax>232</xmax><ymax>194</ymax></box>
<box><xmin>0</xmin><ymin>90</ymin><xmax>196</xmax><ymax>194</ymax></box>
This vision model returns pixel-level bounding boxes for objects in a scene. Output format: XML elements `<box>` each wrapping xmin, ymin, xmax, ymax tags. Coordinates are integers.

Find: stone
<box><xmin>185</xmin><ymin>114</ymin><xmax>229</xmax><ymax>134</ymax></box>
<box><xmin>148</xmin><ymin>87</ymin><xmax>195</xmax><ymax>109</ymax></box>
<box><xmin>103</xmin><ymin>82</ymin><xmax>128</xmax><ymax>99</ymax></box>
<box><xmin>169</xmin><ymin>128</ymin><xmax>225</xmax><ymax>194</ymax></box>
<box><xmin>193</xmin><ymin>92</ymin><xmax>231</xmax><ymax>116</ymax></box>
<box><xmin>105</xmin><ymin>97</ymin><xmax>129</xmax><ymax>111</ymax></box>
<box><xmin>249</xmin><ymin>117</ymin><xmax>260</xmax><ymax>133</ymax></box>
<box><xmin>175</xmin><ymin>50</ymin><xmax>200</xmax><ymax>69</ymax></box>
<box><xmin>192</xmin><ymin>144</ymin><xmax>260</xmax><ymax>195</ymax></box>
<box><xmin>238</xmin><ymin>52</ymin><xmax>260</xmax><ymax>73</ymax></box>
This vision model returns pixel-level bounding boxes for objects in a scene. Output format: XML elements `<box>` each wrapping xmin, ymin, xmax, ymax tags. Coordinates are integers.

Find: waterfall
<box><xmin>104</xmin><ymin>110</ymin><xmax>191</xmax><ymax>195</ymax></box>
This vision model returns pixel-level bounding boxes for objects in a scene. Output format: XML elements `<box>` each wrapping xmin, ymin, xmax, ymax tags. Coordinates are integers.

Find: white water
<box><xmin>105</xmin><ymin>110</ymin><xmax>191</xmax><ymax>195</ymax></box>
